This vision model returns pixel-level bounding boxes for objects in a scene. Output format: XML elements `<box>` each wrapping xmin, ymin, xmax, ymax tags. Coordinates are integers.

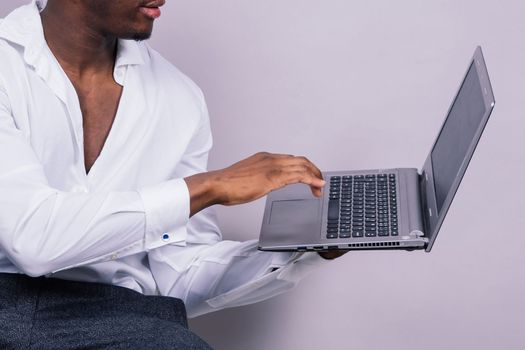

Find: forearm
<box><xmin>1</xmin><ymin>189</ymin><xmax>144</xmax><ymax>276</ymax></box>
<box><xmin>184</xmin><ymin>152</ymin><xmax>325</xmax><ymax>217</ymax></box>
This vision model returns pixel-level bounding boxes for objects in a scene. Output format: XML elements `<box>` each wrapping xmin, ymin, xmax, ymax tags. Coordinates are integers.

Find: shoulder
<box><xmin>138</xmin><ymin>41</ymin><xmax>206</xmax><ymax>108</ymax></box>
<box><xmin>132</xmin><ymin>41</ymin><xmax>210</xmax><ymax>137</ymax></box>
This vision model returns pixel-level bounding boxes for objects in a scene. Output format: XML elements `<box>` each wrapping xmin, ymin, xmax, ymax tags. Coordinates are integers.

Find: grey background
<box><xmin>2</xmin><ymin>1</ymin><xmax>525</xmax><ymax>349</ymax></box>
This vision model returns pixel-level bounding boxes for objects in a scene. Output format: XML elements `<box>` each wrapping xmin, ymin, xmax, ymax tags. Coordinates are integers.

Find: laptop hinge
<box><xmin>404</xmin><ymin>169</ymin><xmax>426</xmax><ymax>239</ymax></box>
<box><xmin>418</xmin><ymin>171</ymin><xmax>432</xmax><ymax>238</ymax></box>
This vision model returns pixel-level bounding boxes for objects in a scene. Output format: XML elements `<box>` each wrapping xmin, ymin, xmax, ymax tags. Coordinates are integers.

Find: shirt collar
<box><xmin>0</xmin><ymin>0</ymin><xmax>145</xmax><ymax>72</ymax></box>
<box><xmin>0</xmin><ymin>1</ymin><xmax>46</xmax><ymax>68</ymax></box>
<box><xmin>115</xmin><ymin>38</ymin><xmax>145</xmax><ymax>69</ymax></box>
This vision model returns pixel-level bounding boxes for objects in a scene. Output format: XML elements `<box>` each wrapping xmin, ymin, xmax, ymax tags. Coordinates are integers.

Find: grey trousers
<box><xmin>0</xmin><ymin>272</ymin><xmax>213</xmax><ymax>349</ymax></box>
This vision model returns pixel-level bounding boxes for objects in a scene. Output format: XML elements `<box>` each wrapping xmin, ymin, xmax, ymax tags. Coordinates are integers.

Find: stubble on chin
<box><xmin>131</xmin><ymin>32</ymin><xmax>152</xmax><ymax>41</ymax></box>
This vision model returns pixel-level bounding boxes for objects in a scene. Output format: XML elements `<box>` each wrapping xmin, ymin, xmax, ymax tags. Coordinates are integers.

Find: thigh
<box><xmin>30</xmin><ymin>312</ymin><xmax>213</xmax><ymax>350</ymax></box>
<box><xmin>0</xmin><ymin>273</ymin><xmax>39</xmax><ymax>350</ymax></box>
<box><xmin>0</xmin><ymin>304</ymin><xmax>31</xmax><ymax>350</ymax></box>
<box><xmin>28</xmin><ymin>278</ymin><xmax>213</xmax><ymax>350</ymax></box>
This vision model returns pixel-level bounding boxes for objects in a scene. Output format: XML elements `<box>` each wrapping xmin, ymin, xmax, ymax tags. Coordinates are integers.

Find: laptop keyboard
<box><xmin>326</xmin><ymin>174</ymin><xmax>399</xmax><ymax>239</ymax></box>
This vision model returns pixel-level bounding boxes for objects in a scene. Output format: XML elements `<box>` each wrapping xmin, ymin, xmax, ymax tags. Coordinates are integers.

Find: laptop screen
<box><xmin>431</xmin><ymin>62</ymin><xmax>487</xmax><ymax>214</ymax></box>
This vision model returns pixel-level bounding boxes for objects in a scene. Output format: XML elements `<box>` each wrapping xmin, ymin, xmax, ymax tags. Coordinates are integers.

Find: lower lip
<box><xmin>139</xmin><ymin>7</ymin><xmax>161</xmax><ymax>19</ymax></box>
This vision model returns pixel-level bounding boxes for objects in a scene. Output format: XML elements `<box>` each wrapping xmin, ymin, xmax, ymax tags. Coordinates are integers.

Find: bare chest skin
<box><xmin>70</xmin><ymin>76</ymin><xmax>123</xmax><ymax>175</ymax></box>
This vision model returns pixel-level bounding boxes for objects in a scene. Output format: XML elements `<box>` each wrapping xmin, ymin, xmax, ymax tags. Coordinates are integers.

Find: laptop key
<box><xmin>326</xmin><ymin>232</ymin><xmax>339</xmax><ymax>239</ymax></box>
<box><xmin>328</xmin><ymin>200</ymin><xmax>339</xmax><ymax>220</ymax></box>
<box><xmin>352</xmin><ymin>230</ymin><xmax>364</xmax><ymax>238</ymax></box>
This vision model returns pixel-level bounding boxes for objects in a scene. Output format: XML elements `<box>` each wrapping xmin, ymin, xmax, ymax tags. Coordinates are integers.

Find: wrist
<box><xmin>184</xmin><ymin>171</ymin><xmax>221</xmax><ymax>216</ymax></box>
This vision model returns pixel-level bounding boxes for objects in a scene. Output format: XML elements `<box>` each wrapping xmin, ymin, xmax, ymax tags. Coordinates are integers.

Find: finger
<box><xmin>286</xmin><ymin>156</ymin><xmax>323</xmax><ymax>180</ymax></box>
<box><xmin>310</xmin><ymin>186</ymin><xmax>323</xmax><ymax>198</ymax></box>
<box><xmin>305</xmin><ymin>160</ymin><xmax>323</xmax><ymax>181</ymax></box>
<box><xmin>272</xmin><ymin>153</ymin><xmax>295</xmax><ymax>158</ymax></box>
<box><xmin>283</xmin><ymin>170</ymin><xmax>326</xmax><ymax>189</ymax></box>
<box><xmin>281</xmin><ymin>165</ymin><xmax>326</xmax><ymax>187</ymax></box>
<box><xmin>307</xmin><ymin>160</ymin><xmax>323</xmax><ymax>180</ymax></box>
<box><xmin>257</xmin><ymin>153</ymin><xmax>295</xmax><ymax>163</ymax></box>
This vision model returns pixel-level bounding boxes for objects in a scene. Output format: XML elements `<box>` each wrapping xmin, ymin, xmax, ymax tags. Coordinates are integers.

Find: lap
<box><xmin>0</xmin><ymin>273</ymin><xmax>213</xmax><ymax>350</ymax></box>
<box><xmin>30</xmin><ymin>312</ymin><xmax>212</xmax><ymax>350</ymax></box>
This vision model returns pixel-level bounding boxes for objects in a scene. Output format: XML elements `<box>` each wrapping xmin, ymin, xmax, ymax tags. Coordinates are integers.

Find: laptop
<box><xmin>259</xmin><ymin>46</ymin><xmax>495</xmax><ymax>253</ymax></box>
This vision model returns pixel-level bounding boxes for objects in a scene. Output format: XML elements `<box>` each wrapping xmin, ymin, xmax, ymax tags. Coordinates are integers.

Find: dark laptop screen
<box><xmin>431</xmin><ymin>62</ymin><xmax>487</xmax><ymax>214</ymax></box>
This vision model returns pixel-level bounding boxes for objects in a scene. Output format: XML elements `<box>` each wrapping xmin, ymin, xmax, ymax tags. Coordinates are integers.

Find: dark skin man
<box><xmin>40</xmin><ymin>0</ymin><xmax>346</xmax><ymax>259</ymax></box>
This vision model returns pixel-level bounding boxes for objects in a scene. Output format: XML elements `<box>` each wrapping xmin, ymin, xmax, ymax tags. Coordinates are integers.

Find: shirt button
<box><xmin>162</xmin><ymin>233</ymin><xmax>170</xmax><ymax>242</ymax></box>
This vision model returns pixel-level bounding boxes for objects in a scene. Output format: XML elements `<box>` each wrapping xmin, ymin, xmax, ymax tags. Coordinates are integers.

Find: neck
<box><xmin>40</xmin><ymin>1</ymin><xmax>117</xmax><ymax>80</ymax></box>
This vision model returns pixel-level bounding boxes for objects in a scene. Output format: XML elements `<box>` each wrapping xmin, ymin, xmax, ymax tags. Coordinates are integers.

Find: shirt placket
<box><xmin>28</xmin><ymin>47</ymin><xmax>88</xmax><ymax>189</ymax></box>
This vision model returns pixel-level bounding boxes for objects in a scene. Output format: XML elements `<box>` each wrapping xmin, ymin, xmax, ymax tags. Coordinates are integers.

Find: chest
<box><xmin>72</xmin><ymin>79</ymin><xmax>123</xmax><ymax>174</ymax></box>
<box><xmin>6</xmin><ymin>62</ymin><xmax>203</xmax><ymax>191</ymax></box>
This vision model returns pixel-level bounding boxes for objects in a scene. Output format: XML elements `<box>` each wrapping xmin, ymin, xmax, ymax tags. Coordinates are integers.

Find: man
<box><xmin>0</xmin><ymin>0</ymin><xmax>345</xmax><ymax>348</ymax></box>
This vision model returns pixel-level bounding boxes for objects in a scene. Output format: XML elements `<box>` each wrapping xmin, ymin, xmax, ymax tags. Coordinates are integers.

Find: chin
<box><xmin>118</xmin><ymin>31</ymin><xmax>152</xmax><ymax>41</ymax></box>
<box><xmin>131</xmin><ymin>31</ymin><xmax>152</xmax><ymax>41</ymax></box>
<box><xmin>115</xmin><ymin>20</ymin><xmax>154</xmax><ymax>41</ymax></box>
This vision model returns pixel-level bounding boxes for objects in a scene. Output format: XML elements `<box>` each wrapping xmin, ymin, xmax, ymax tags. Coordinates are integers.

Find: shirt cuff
<box><xmin>138</xmin><ymin>178</ymin><xmax>190</xmax><ymax>250</ymax></box>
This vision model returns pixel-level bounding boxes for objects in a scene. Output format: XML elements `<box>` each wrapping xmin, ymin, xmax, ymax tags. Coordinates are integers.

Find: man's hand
<box><xmin>318</xmin><ymin>251</ymin><xmax>348</xmax><ymax>260</ymax></box>
<box><xmin>185</xmin><ymin>152</ymin><xmax>349</xmax><ymax>260</ymax></box>
<box><xmin>184</xmin><ymin>152</ymin><xmax>325</xmax><ymax>216</ymax></box>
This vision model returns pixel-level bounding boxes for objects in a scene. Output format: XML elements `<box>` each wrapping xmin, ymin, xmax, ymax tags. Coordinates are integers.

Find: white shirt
<box><xmin>0</xmin><ymin>1</ymin><xmax>326</xmax><ymax>318</ymax></box>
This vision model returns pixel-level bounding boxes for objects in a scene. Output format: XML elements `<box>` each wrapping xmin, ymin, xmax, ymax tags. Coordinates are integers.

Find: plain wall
<box><xmin>2</xmin><ymin>1</ymin><xmax>525</xmax><ymax>349</ymax></box>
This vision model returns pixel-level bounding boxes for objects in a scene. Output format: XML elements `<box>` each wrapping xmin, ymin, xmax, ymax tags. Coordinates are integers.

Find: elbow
<box><xmin>13</xmin><ymin>256</ymin><xmax>53</xmax><ymax>277</ymax></box>
<box><xmin>6</xmin><ymin>248</ymin><xmax>55</xmax><ymax>277</ymax></box>
<box><xmin>17</xmin><ymin>261</ymin><xmax>52</xmax><ymax>278</ymax></box>
<box><xmin>3</xmin><ymin>227</ymin><xmax>62</xmax><ymax>277</ymax></box>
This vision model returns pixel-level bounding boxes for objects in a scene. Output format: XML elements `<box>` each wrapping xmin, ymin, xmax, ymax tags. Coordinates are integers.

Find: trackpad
<box><xmin>269</xmin><ymin>199</ymin><xmax>319</xmax><ymax>225</ymax></box>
